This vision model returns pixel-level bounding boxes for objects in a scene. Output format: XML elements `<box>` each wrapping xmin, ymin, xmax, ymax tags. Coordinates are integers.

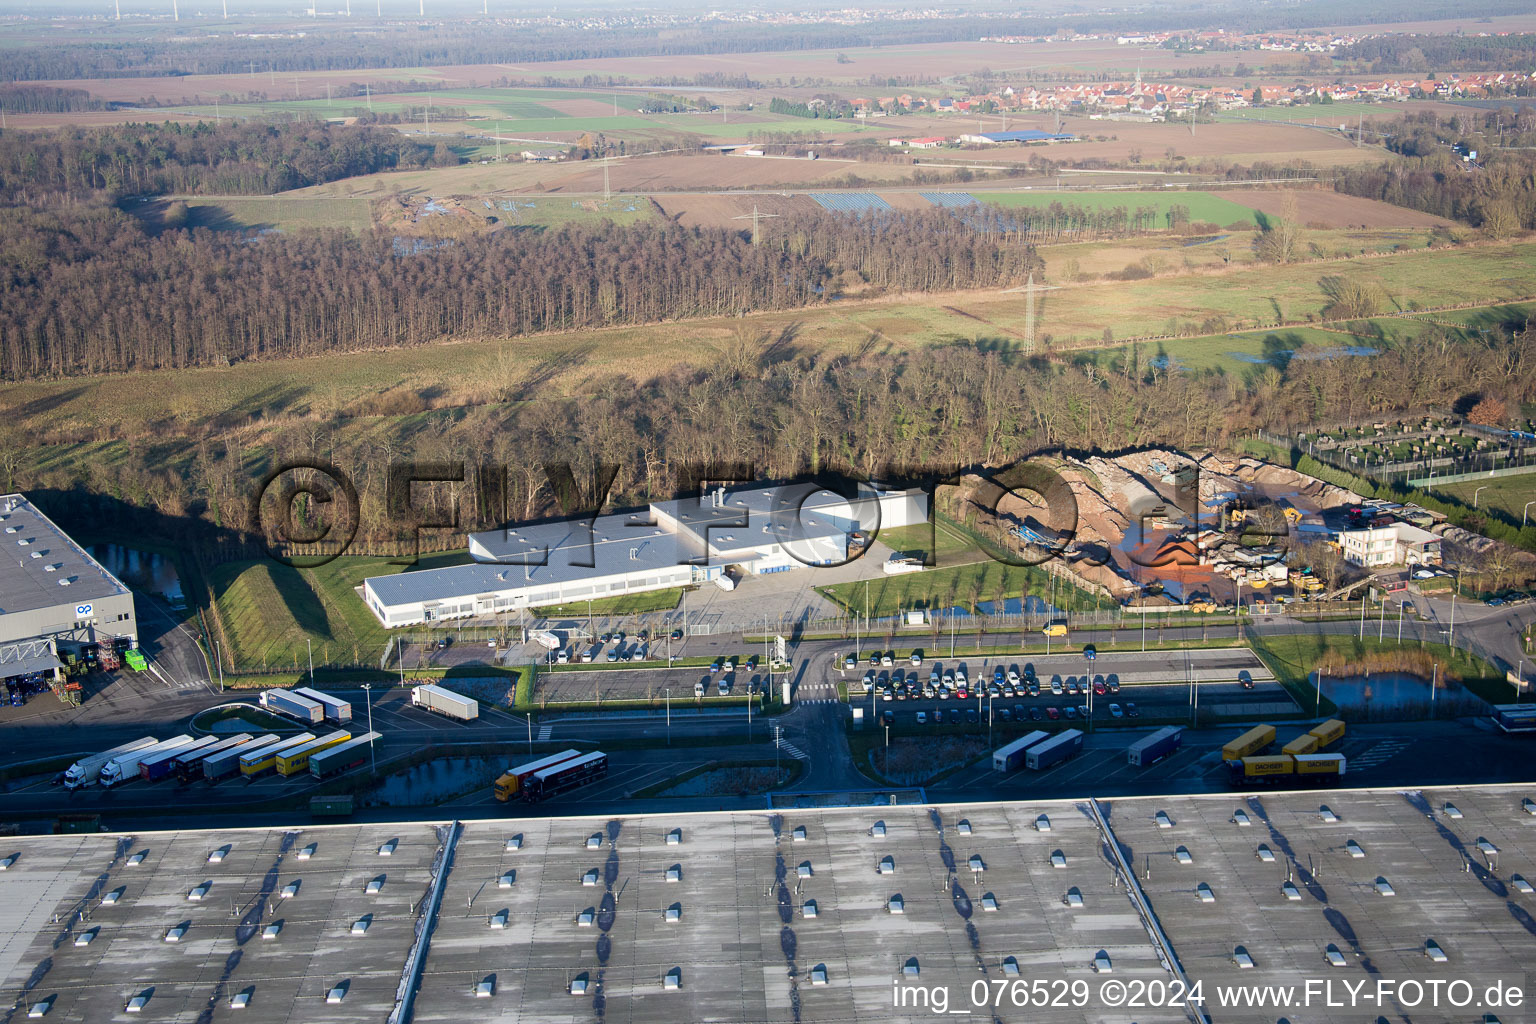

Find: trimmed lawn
<box><xmin>531</xmin><ymin>587</ymin><xmax>684</xmax><ymax>619</ymax></box>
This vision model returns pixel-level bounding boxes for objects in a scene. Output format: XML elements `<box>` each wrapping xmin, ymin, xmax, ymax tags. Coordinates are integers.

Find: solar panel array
<box><xmin>920</xmin><ymin>192</ymin><xmax>980</xmax><ymax>208</ymax></box>
<box><xmin>808</xmin><ymin>193</ymin><xmax>894</xmax><ymax>213</ymax></box>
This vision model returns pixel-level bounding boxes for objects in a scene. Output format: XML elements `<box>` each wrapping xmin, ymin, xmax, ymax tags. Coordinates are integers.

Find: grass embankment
<box><xmin>1249</xmin><ymin>633</ymin><xmax>1504</xmax><ymax>714</ymax></box>
<box><xmin>208</xmin><ymin>551</ymin><xmax>469</xmax><ymax>672</ymax></box>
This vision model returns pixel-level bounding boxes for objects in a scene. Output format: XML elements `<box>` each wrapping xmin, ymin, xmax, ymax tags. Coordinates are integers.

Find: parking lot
<box><xmin>843</xmin><ymin>647</ymin><xmax>1288</xmax><ymax>727</ymax></box>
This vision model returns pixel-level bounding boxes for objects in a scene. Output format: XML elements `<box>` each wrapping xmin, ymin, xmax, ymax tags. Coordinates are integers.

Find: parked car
<box><xmin>1028</xmin><ymin>707</ymin><xmax>1044</xmax><ymax>722</ymax></box>
<box><xmin>1109</xmin><ymin>703</ymin><xmax>1124</xmax><ymax>718</ymax></box>
<box><xmin>916</xmin><ymin>711</ymin><xmax>928</xmax><ymax>724</ymax></box>
<box><xmin>1126</xmin><ymin>702</ymin><xmax>1140</xmax><ymax>718</ymax></box>
<box><xmin>1045</xmin><ymin>706</ymin><xmax>1060</xmax><ymax>721</ymax></box>
<box><xmin>1062</xmin><ymin>706</ymin><xmax>1077</xmax><ymax>720</ymax></box>
<box><xmin>1050</xmin><ymin>677</ymin><xmax>1063</xmax><ymax>695</ymax></box>
<box><xmin>966</xmin><ymin>709</ymin><xmax>979</xmax><ymax>724</ymax></box>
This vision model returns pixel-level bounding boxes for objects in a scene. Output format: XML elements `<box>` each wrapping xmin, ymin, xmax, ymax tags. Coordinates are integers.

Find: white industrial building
<box><xmin>0</xmin><ymin>494</ymin><xmax>138</xmax><ymax>685</ymax></box>
<box><xmin>1338</xmin><ymin>522</ymin><xmax>1443</xmax><ymax>568</ymax></box>
<box><xmin>362</xmin><ymin>484</ymin><xmax>927</xmax><ymax>627</ymax></box>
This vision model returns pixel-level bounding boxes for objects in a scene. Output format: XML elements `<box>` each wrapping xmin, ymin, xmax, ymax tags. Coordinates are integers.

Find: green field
<box><xmin>819</xmin><ymin>559</ymin><xmax>1105</xmax><ymax>619</ymax></box>
<box><xmin>182</xmin><ymin>196</ymin><xmax>374</xmax><ymax>233</ymax></box>
<box><xmin>1431</xmin><ymin>475</ymin><xmax>1536</xmax><ymax>523</ymax></box>
<box><xmin>975</xmin><ymin>190</ymin><xmax>1262</xmax><ymax>227</ymax></box>
<box><xmin>1216</xmin><ymin>102</ymin><xmax>1406</xmax><ymax>124</ymax></box>
<box><xmin>530</xmin><ymin>588</ymin><xmax>684</xmax><ymax>619</ymax></box>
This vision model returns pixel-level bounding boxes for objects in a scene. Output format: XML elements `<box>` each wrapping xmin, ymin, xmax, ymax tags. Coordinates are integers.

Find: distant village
<box><xmin>853</xmin><ymin>69</ymin><xmax>1534</xmax><ymax>126</ymax></box>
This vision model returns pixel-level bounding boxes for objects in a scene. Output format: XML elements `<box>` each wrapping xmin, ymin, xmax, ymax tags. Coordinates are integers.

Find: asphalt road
<box><xmin>0</xmin><ymin>591</ymin><xmax>1532</xmax><ymax>833</ymax></box>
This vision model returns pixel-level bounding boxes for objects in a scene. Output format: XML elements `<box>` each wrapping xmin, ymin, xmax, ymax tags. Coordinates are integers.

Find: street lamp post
<box><xmin>214</xmin><ymin>640</ymin><xmax>224</xmax><ymax>693</ymax></box>
<box><xmin>306</xmin><ymin>638</ymin><xmax>313</xmax><ymax>683</ymax></box>
<box><xmin>1314</xmin><ymin>667</ymin><xmax>1323</xmax><ymax>716</ymax></box>
<box><xmin>1474</xmin><ymin>485</ymin><xmax>1488</xmax><ymax>509</ymax></box>
<box><xmin>360</xmin><ymin>682</ymin><xmax>376</xmax><ymax>775</ymax></box>
<box><xmin>1524</xmin><ymin>500</ymin><xmax>1536</xmax><ymax>528</ymax></box>
<box><xmin>665</xmin><ymin>688</ymin><xmax>671</xmax><ymax>746</ymax></box>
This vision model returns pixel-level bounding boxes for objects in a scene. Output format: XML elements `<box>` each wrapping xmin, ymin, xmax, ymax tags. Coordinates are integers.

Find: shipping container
<box><xmin>171</xmin><ymin>734</ymin><xmax>253</xmax><ymax>783</ymax></box>
<box><xmin>1307</xmin><ymin>719</ymin><xmax>1346</xmax><ymax>748</ymax></box>
<box><xmin>240</xmin><ymin>732</ymin><xmax>317</xmax><ymax>777</ymax></box>
<box><xmin>291</xmin><ymin>687</ymin><xmax>353</xmax><ymax>725</ymax></box>
<box><xmin>524</xmin><ymin>750</ymin><xmax>608</xmax><ymax>802</ymax></box>
<box><xmin>1025</xmin><ymin>729</ymin><xmax>1083</xmax><ymax>770</ymax></box>
<box><xmin>261</xmin><ymin>689</ymin><xmax>325</xmax><ymax>725</ymax></box>
<box><xmin>1221</xmin><ymin>724</ymin><xmax>1276</xmax><ymax>761</ymax></box>
<box><xmin>275</xmin><ymin>731</ymin><xmax>351</xmax><ymax>777</ymax></box>
<box><xmin>1127</xmin><ymin>727</ymin><xmax>1183</xmax><ymax>767</ymax></box>
<box><xmin>308</xmin><ymin>732</ymin><xmax>381</xmax><ymax>779</ymax></box>
<box><xmin>992</xmin><ymin>731</ymin><xmax>1051</xmax><ymax>772</ymax></box>
<box><xmin>494</xmin><ymin>749</ymin><xmax>583</xmax><ymax>800</ymax></box>
<box><xmin>1281</xmin><ymin>734</ymin><xmax>1319</xmax><ymax>757</ymax></box>
<box><xmin>204</xmin><ymin>734</ymin><xmax>282</xmax><ymax>781</ymax></box>
<box><xmin>411</xmin><ymin>684</ymin><xmax>478</xmax><ymax>721</ymax></box>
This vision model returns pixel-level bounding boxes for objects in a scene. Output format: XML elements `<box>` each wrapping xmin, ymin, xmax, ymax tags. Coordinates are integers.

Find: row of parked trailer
<box><xmin>992</xmin><ymin>725</ymin><xmax>1188</xmax><ymax>774</ymax></box>
<box><xmin>1222</xmin><ymin>720</ymin><xmax>1347</xmax><ymax>785</ymax></box>
<box><xmin>492</xmin><ymin>748</ymin><xmax>609</xmax><ymax>803</ymax></box>
<box><xmin>60</xmin><ymin>728</ymin><xmax>383</xmax><ymax>789</ymax></box>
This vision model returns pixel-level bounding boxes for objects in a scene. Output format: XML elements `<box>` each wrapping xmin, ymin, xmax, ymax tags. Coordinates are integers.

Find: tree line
<box><xmin>0</xmin><ymin>202</ymin><xmax>1041</xmax><ymax>380</ymax></box>
<box><xmin>0</xmin><ymin>85</ymin><xmax>103</xmax><ymax>113</ymax></box>
<box><xmin>0</xmin><ymin>120</ymin><xmax>444</xmax><ymax>200</ymax></box>
<box><xmin>1332</xmin><ymin>109</ymin><xmax>1536</xmax><ymax>235</ymax></box>
<box><xmin>9</xmin><ymin>310</ymin><xmax>1534</xmax><ymax>559</ymax></box>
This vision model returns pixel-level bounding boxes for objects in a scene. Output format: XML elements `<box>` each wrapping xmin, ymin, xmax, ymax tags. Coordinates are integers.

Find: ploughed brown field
<box><xmin>1236</xmin><ymin>189</ymin><xmax>1456</xmax><ymax>229</ymax></box>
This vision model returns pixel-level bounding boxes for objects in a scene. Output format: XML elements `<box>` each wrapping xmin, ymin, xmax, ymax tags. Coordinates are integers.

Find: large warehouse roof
<box><xmin>0</xmin><ymin>495</ymin><xmax>127</xmax><ymax>616</ymax></box>
<box><xmin>3</xmin><ymin>785</ymin><xmax>1535</xmax><ymax>1022</ymax></box>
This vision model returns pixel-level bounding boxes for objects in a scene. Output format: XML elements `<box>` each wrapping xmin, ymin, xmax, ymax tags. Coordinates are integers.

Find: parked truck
<box><xmin>1127</xmin><ymin>727</ymin><xmax>1183</xmax><ymax>767</ymax></box>
<box><xmin>1221</xmin><ymin>724</ymin><xmax>1276</xmax><ymax>762</ymax></box>
<box><xmin>62</xmin><ymin>737</ymin><xmax>158</xmax><ymax>790</ymax></box>
<box><xmin>992</xmin><ymin>731</ymin><xmax>1050</xmax><ymax>773</ymax></box>
<box><xmin>531</xmin><ymin>631</ymin><xmax>561</xmax><ymax>651</ymax></box>
<box><xmin>261</xmin><ymin>689</ymin><xmax>325</xmax><ymax>725</ymax></box>
<box><xmin>1308</xmin><ymin>718</ymin><xmax>1346</xmax><ymax>749</ymax></box>
<box><xmin>524</xmin><ymin>750</ymin><xmax>608</xmax><ymax>802</ymax></box>
<box><xmin>275</xmin><ymin>730</ymin><xmax>351</xmax><ymax>777</ymax></box>
<box><xmin>494</xmin><ymin>749</ymin><xmax>584</xmax><ymax>801</ymax></box>
<box><xmin>308</xmin><ymin>732</ymin><xmax>381</xmax><ymax>779</ymax></box>
<box><xmin>203</xmin><ymin>734</ymin><xmax>281</xmax><ymax>782</ymax></box>
<box><xmin>239</xmin><ymin>732</ymin><xmax>316</xmax><ymax>778</ymax></box>
<box><xmin>139</xmin><ymin>736</ymin><xmax>220</xmax><ymax>783</ymax></box>
<box><xmin>170</xmin><ymin>734</ymin><xmax>252</xmax><ymax>783</ymax></box>
<box><xmin>1229</xmin><ymin>752</ymin><xmax>1345</xmax><ymax>786</ymax></box>
<box><xmin>411</xmin><ymin>683</ymin><xmax>478</xmax><ymax>722</ymax></box>
<box><xmin>291</xmin><ymin>687</ymin><xmax>352</xmax><ymax>725</ymax></box>
<box><xmin>100</xmin><ymin>735</ymin><xmax>195</xmax><ymax>787</ymax></box>
<box><xmin>1025</xmin><ymin>729</ymin><xmax>1084</xmax><ymax>770</ymax></box>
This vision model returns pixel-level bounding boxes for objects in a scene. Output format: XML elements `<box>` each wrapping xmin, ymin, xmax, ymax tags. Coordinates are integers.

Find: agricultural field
<box><xmin>976</xmin><ymin>189</ymin><xmax>1262</xmax><ymax>226</ymax></box>
<box><xmin>1430</xmin><ymin>476</ymin><xmax>1536</xmax><ymax>524</ymax></box>
<box><xmin>1236</xmin><ymin>189</ymin><xmax>1454</xmax><ymax>229</ymax></box>
<box><xmin>178</xmin><ymin>196</ymin><xmax>374</xmax><ymax>233</ymax></box>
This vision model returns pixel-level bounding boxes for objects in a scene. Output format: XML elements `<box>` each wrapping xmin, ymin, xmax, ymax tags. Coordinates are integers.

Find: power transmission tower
<box><xmin>732</xmin><ymin>205</ymin><xmax>779</xmax><ymax>246</ymax></box>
